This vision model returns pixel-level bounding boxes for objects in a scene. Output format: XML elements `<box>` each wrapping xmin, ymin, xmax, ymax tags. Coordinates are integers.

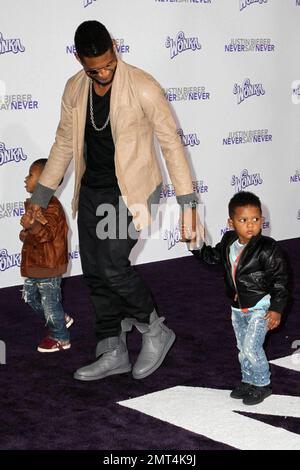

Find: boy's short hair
<box><xmin>228</xmin><ymin>191</ymin><xmax>262</xmax><ymax>218</ymax></box>
<box><xmin>33</xmin><ymin>158</ymin><xmax>64</xmax><ymax>187</ymax></box>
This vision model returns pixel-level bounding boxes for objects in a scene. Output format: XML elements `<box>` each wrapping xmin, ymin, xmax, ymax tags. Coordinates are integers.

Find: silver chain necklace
<box><xmin>89</xmin><ymin>80</ymin><xmax>110</xmax><ymax>132</ymax></box>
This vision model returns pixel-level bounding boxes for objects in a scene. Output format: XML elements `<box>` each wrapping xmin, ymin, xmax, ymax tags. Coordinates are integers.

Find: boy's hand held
<box><xmin>20</xmin><ymin>211</ymin><xmax>34</xmax><ymax>229</ymax></box>
<box><xmin>27</xmin><ymin>204</ymin><xmax>48</xmax><ymax>225</ymax></box>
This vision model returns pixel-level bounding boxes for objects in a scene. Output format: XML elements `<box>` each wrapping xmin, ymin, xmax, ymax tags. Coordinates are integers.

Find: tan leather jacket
<box><xmin>34</xmin><ymin>58</ymin><xmax>194</xmax><ymax>230</ymax></box>
<box><xmin>20</xmin><ymin>197</ymin><xmax>68</xmax><ymax>278</ymax></box>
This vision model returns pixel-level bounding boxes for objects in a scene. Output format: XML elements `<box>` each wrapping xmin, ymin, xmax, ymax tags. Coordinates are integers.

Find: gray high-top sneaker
<box><xmin>130</xmin><ymin>310</ymin><xmax>176</xmax><ymax>380</ymax></box>
<box><xmin>73</xmin><ymin>335</ymin><xmax>131</xmax><ymax>381</ymax></box>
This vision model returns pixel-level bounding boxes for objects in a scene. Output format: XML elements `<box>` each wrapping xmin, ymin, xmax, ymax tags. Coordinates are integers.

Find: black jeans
<box><xmin>78</xmin><ymin>184</ymin><xmax>155</xmax><ymax>340</ymax></box>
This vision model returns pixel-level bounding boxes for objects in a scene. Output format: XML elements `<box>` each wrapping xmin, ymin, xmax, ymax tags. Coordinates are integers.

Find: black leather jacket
<box><xmin>191</xmin><ymin>231</ymin><xmax>288</xmax><ymax>314</ymax></box>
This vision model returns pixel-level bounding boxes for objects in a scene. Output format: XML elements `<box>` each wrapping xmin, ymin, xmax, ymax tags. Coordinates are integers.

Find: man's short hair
<box><xmin>74</xmin><ymin>20</ymin><xmax>113</xmax><ymax>58</ymax></box>
<box><xmin>228</xmin><ymin>191</ymin><xmax>262</xmax><ymax>218</ymax></box>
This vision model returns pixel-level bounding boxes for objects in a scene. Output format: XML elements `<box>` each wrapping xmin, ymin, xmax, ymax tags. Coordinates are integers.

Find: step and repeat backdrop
<box><xmin>1</xmin><ymin>0</ymin><xmax>300</xmax><ymax>288</ymax></box>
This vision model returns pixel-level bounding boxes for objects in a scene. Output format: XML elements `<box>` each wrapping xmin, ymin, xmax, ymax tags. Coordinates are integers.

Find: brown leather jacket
<box><xmin>20</xmin><ymin>196</ymin><xmax>68</xmax><ymax>278</ymax></box>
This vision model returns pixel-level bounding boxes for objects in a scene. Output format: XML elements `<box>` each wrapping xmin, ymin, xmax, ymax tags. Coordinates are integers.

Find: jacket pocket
<box><xmin>251</xmin><ymin>272</ymin><xmax>266</xmax><ymax>288</ymax></box>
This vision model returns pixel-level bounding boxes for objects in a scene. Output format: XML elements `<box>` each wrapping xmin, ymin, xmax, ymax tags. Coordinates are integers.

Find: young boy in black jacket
<box><xmin>190</xmin><ymin>191</ymin><xmax>288</xmax><ymax>405</ymax></box>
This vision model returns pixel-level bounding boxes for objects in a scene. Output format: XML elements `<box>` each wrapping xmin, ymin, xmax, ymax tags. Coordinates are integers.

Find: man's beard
<box><xmin>92</xmin><ymin>68</ymin><xmax>116</xmax><ymax>87</ymax></box>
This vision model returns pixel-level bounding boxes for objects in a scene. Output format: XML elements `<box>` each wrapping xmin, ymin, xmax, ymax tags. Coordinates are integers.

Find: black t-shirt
<box><xmin>82</xmin><ymin>85</ymin><xmax>118</xmax><ymax>189</ymax></box>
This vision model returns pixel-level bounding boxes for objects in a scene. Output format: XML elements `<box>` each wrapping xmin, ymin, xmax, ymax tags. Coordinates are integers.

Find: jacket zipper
<box><xmin>227</xmin><ymin>243</ymin><xmax>242</xmax><ymax>309</ymax></box>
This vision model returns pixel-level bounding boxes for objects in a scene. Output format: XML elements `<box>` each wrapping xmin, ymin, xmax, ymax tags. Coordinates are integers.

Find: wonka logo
<box><xmin>177</xmin><ymin>129</ymin><xmax>200</xmax><ymax>147</ymax></box>
<box><xmin>0</xmin><ymin>32</ymin><xmax>25</xmax><ymax>54</ymax></box>
<box><xmin>240</xmin><ymin>0</ymin><xmax>267</xmax><ymax>11</ymax></box>
<box><xmin>233</xmin><ymin>79</ymin><xmax>265</xmax><ymax>104</ymax></box>
<box><xmin>0</xmin><ymin>249</ymin><xmax>21</xmax><ymax>271</ymax></box>
<box><xmin>163</xmin><ymin>224</ymin><xmax>180</xmax><ymax>250</ymax></box>
<box><xmin>165</xmin><ymin>31</ymin><xmax>201</xmax><ymax>59</ymax></box>
<box><xmin>0</xmin><ymin>142</ymin><xmax>27</xmax><ymax>166</ymax></box>
<box><xmin>231</xmin><ymin>169</ymin><xmax>263</xmax><ymax>192</ymax></box>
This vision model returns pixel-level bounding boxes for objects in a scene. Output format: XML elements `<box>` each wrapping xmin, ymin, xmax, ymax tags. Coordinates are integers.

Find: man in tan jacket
<box><xmin>30</xmin><ymin>21</ymin><xmax>198</xmax><ymax>381</ymax></box>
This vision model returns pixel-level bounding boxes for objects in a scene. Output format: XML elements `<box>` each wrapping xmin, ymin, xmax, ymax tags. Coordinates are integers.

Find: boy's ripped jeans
<box><xmin>231</xmin><ymin>306</ymin><xmax>270</xmax><ymax>387</ymax></box>
<box><xmin>22</xmin><ymin>277</ymin><xmax>69</xmax><ymax>342</ymax></box>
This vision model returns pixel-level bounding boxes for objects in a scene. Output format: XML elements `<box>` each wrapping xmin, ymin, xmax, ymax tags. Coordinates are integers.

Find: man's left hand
<box><xmin>179</xmin><ymin>207</ymin><xmax>204</xmax><ymax>244</ymax></box>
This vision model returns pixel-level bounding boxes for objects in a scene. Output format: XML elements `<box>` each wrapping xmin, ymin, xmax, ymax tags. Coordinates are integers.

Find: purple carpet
<box><xmin>0</xmin><ymin>238</ymin><xmax>299</xmax><ymax>452</ymax></box>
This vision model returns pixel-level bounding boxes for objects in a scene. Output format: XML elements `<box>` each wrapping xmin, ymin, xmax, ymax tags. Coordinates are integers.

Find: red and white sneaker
<box><xmin>65</xmin><ymin>314</ymin><xmax>74</xmax><ymax>329</ymax></box>
<box><xmin>37</xmin><ymin>336</ymin><xmax>71</xmax><ymax>353</ymax></box>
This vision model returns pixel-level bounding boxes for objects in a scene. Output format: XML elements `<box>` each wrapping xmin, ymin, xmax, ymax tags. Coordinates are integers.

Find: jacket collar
<box><xmin>229</xmin><ymin>231</ymin><xmax>263</xmax><ymax>262</ymax></box>
<box><xmin>227</xmin><ymin>230</ymin><xmax>262</xmax><ymax>245</ymax></box>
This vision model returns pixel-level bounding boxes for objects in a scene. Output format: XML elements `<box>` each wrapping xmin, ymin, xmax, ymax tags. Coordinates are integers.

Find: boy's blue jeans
<box><xmin>22</xmin><ymin>277</ymin><xmax>69</xmax><ymax>342</ymax></box>
<box><xmin>231</xmin><ymin>306</ymin><xmax>270</xmax><ymax>387</ymax></box>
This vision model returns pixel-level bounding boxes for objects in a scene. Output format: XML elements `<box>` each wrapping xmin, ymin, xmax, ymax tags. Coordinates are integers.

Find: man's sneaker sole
<box><xmin>73</xmin><ymin>364</ymin><xmax>132</xmax><ymax>381</ymax></box>
<box><xmin>37</xmin><ymin>343</ymin><xmax>71</xmax><ymax>353</ymax></box>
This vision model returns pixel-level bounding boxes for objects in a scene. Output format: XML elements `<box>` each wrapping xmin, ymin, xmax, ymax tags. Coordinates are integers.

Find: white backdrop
<box><xmin>1</xmin><ymin>0</ymin><xmax>300</xmax><ymax>288</ymax></box>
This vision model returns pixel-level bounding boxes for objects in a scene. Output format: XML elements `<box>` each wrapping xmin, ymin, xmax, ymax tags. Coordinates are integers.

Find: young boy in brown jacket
<box><xmin>20</xmin><ymin>159</ymin><xmax>73</xmax><ymax>352</ymax></box>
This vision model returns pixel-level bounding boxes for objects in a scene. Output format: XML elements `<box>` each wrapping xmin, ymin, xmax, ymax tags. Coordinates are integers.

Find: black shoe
<box><xmin>230</xmin><ymin>382</ymin><xmax>253</xmax><ymax>399</ymax></box>
<box><xmin>242</xmin><ymin>385</ymin><xmax>272</xmax><ymax>405</ymax></box>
